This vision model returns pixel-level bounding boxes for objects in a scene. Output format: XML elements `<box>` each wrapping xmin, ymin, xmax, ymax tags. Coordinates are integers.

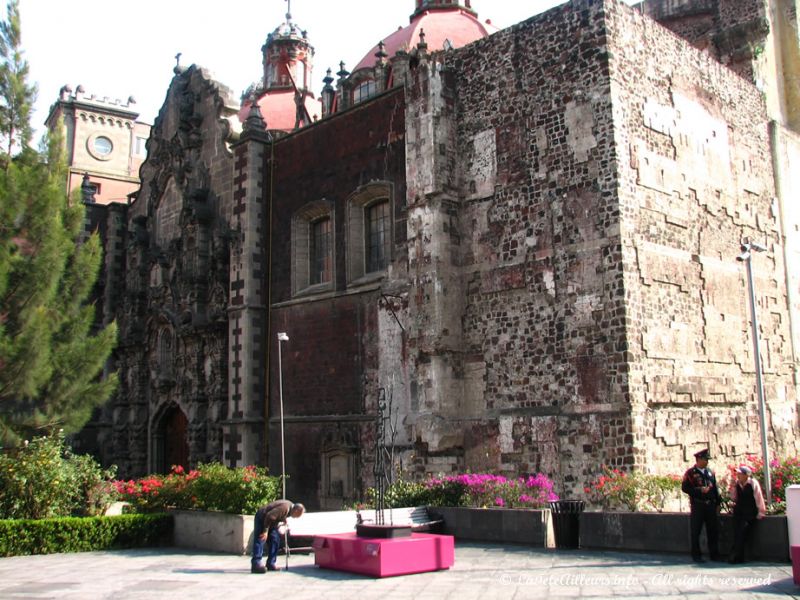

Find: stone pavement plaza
<box><xmin>0</xmin><ymin>543</ymin><xmax>797</xmax><ymax>600</ymax></box>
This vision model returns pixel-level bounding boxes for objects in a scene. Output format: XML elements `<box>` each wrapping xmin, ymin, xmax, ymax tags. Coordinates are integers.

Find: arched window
<box><xmin>346</xmin><ymin>182</ymin><xmax>393</xmax><ymax>284</ymax></box>
<box><xmin>158</xmin><ymin>329</ymin><xmax>173</xmax><ymax>378</ymax></box>
<box><xmin>291</xmin><ymin>200</ymin><xmax>335</xmax><ymax>296</ymax></box>
<box><xmin>311</xmin><ymin>217</ymin><xmax>332</xmax><ymax>285</ymax></box>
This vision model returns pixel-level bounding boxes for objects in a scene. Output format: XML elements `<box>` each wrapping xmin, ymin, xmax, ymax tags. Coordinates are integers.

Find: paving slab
<box><xmin>0</xmin><ymin>544</ymin><xmax>796</xmax><ymax>599</ymax></box>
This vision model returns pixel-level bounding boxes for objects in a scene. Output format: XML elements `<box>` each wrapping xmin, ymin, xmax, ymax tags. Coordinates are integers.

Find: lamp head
<box><xmin>277</xmin><ymin>332</ymin><xmax>289</xmax><ymax>341</ymax></box>
<box><xmin>736</xmin><ymin>251</ymin><xmax>750</xmax><ymax>262</ymax></box>
<box><xmin>740</xmin><ymin>239</ymin><xmax>767</xmax><ymax>254</ymax></box>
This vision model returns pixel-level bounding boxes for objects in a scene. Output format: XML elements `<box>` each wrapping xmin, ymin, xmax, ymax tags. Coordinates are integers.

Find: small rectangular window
<box><xmin>134</xmin><ymin>136</ymin><xmax>148</xmax><ymax>157</ymax></box>
<box><xmin>311</xmin><ymin>217</ymin><xmax>332</xmax><ymax>284</ymax></box>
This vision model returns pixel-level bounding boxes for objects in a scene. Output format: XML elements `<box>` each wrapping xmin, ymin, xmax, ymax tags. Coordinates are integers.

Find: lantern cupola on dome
<box><xmin>239</xmin><ymin>2</ymin><xmax>320</xmax><ymax>134</ymax></box>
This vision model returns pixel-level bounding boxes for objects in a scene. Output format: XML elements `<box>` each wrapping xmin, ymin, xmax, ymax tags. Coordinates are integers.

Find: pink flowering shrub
<box><xmin>426</xmin><ymin>472</ymin><xmax>559</xmax><ymax>508</ymax></box>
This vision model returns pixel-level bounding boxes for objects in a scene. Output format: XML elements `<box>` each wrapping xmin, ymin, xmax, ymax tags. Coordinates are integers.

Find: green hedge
<box><xmin>0</xmin><ymin>513</ymin><xmax>173</xmax><ymax>557</ymax></box>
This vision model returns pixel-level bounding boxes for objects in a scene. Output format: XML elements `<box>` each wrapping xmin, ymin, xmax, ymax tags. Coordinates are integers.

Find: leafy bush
<box><xmin>639</xmin><ymin>474</ymin><xmax>682</xmax><ymax>511</ymax></box>
<box><xmin>69</xmin><ymin>453</ymin><xmax>119</xmax><ymax>517</ymax></box>
<box><xmin>365</xmin><ymin>472</ymin><xmax>558</xmax><ymax>509</ymax></box>
<box><xmin>0</xmin><ymin>513</ymin><xmax>172</xmax><ymax>557</ymax></box>
<box><xmin>366</xmin><ymin>479</ymin><xmax>431</xmax><ymax>508</ymax></box>
<box><xmin>115</xmin><ymin>463</ymin><xmax>280</xmax><ymax>514</ymax></box>
<box><xmin>584</xmin><ymin>467</ymin><xmax>681</xmax><ymax>512</ymax></box>
<box><xmin>0</xmin><ymin>431</ymin><xmax>118</xmax><ymax>519</ymax></box>
<box><xmin>188</xmin><ymin>463</ymin><xmax>279</xmax><ymax>514</ymax></box>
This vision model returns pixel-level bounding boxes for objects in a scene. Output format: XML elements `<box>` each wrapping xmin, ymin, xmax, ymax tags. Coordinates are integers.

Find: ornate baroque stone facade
<box><xmin>84</xmin><ymin>0</ymin><xmax>799</xmax><ymax>508</ymax></box>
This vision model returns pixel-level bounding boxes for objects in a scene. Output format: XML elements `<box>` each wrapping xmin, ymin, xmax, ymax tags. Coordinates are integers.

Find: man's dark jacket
<box><xmin>254</xmin><ymin>500</ymin><xmax>293</xmax><ymax>537</ymax></box>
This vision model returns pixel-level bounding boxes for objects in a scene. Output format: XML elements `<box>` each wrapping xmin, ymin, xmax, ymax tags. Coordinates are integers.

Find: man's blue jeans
<box><xmin>251</xmin><ymin>512</ymin><xmax>282</xmax><ymax>568</ymax></box>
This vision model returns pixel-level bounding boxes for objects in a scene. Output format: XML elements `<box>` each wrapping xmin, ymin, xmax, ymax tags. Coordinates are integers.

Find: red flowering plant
<box><xmin>114</xmin><ymin>465</ymin><xmax>199</xmax><ymax>513</ymax></box>
<box><xmin>114</xmin><ymin>463</ymin><xmax>280</xmax><ymax>514</ymax></box>
<box><xmin>584</xmin><ymin>467</ymin><xmax>681</xmax><ymax>512</ymax></box>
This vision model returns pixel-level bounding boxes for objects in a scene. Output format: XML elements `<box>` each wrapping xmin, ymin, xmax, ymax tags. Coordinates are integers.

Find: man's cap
<box><xmin>736</xmin><ymin>465</ymin><xmax>752</xmax><ymax>475</ymax></box>
<box><xmin>693</xmin><ymin>448</ymin><xmax>710</xmax><ymax>459</ymax></box>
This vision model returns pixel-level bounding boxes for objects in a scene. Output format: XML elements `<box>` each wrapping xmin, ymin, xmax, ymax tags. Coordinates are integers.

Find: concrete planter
<box><xmin>171</xmin><ymin>509</ymin><xmax>254</xmax><ymax>555</ymax></box>
<box><xmin>580</xmin><ymin>511</ymin><xmax>789</xmax><ymax>561</ymax></box>
<box><xmin>427</xmin><ymin>506</ymin><xmax>555</xmax><ymax>547</ymax></box>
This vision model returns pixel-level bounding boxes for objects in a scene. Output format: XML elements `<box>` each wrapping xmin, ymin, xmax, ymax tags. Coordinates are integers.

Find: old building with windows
<box><xmin>84</xmin><ymin>0</ymin><xmax>799</xmax><ymax>508</ymax></box>
<box><xmin>46</xmin><ymin>85</ymin><xmax>151</xmax><ymax>205</ymax></box>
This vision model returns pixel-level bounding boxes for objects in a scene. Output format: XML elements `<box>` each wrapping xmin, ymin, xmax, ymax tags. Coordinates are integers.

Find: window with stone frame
<box><xmin>345</xmin><ymin>182</ymin><xmax>393</xmax><ymax>284</ymax></box>
<box><xmin>291</xmin><ymin>199</ymin><xmax>335</xmax><ymax>296</ymax></box>
<box><xmin>365</xmin><ymin>200</ymin><xmax>390</xmax><ymax>273</ymax></box>
<box><xmin>310</xmin><ymin>217</ymin><xmax>332</xmax><ymax>285</ymax></box>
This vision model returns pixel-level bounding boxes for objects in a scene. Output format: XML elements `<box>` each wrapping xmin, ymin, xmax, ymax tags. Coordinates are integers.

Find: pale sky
<box><xmin>17</xmin><ymin>0</ymin><xmax>632</xmax><ymax>140</ymax></box>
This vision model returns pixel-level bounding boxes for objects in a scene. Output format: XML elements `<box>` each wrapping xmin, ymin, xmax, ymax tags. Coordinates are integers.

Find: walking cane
<box><xmin>284</xmin><ymin>525</ymin><xmax>290</xmax><ymax>570</ymax></box>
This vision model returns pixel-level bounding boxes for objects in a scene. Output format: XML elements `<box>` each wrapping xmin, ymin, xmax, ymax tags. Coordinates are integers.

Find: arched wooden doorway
<box><xmin>153</xmin><ymin>404</ymin><xmax>189</xmax><ymax>474</ymax></box>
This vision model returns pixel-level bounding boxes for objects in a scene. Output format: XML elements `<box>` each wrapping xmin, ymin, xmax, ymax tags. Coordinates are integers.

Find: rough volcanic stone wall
<box><xmin>607</xmin><ymin>0</ymin><xmax>798</xmax><ymax>473</ymax></box>
<box><xmin>642</xmin><ymin>0</ymin><xmax>769</xmax><ymax>84</ymax></box>
<box><xmin>402</xmin><ymin>0</ymin><xmax>631</xmax><ymax>495</ymax></box>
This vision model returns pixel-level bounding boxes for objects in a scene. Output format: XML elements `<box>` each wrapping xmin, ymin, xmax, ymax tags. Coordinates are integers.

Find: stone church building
<box><xmin>82</xmin><ymin>0</ymin><xmax>800</xmax><ymax>508</ymax></box>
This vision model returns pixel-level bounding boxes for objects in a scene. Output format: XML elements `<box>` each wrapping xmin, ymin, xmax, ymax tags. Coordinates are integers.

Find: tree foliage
<box><xmin>0</xmin><ymin>0</ymin><xmax>36</xmax><ymax>156</ymax></box>
<box><xmin>0</xmin><ymin>4</ymin><xmax>117</xmax><ymax>447</ymax></box>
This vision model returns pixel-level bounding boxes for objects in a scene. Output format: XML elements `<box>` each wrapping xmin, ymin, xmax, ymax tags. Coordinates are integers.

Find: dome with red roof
<box><xmin>353</xmin><ymin>0</ymin><xmax>498</xmax><ymax>73</ymax></box>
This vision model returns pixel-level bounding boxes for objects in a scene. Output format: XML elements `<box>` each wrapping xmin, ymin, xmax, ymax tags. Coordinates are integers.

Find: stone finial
<box><xmin>417</xmin><ymin>29</ymin><xmax>428</xmax><ymax>53</ymax></box>
<box><xmin>337</xmin><ymin>61</ymin><xmax>350</xmax><ymax>80</ymax></box>
<box><xmin>321</xmin><ymin>68</ymin><xmax>336</xmax><ymax>117</ymax></box>
<box><xmin>375</xmin><ymin>40</ymin><xmax>388</xmax><ymax>65</ymax></box>
<box><xmin>243</xmin><ymin>97</ymin><xmax>267</xmax><ymax>133</ymax></box>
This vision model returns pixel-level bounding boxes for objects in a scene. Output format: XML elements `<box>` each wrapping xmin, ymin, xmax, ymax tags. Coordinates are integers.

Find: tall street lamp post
<box><xmin>737</xmin><ymin>240</ymin><xmax>772</xmax><ymax>503</ymax></box>
<box><xmin>277</xmin><ymin>332</ymin><xmax>289</xmax><ymax>500</ymax></box>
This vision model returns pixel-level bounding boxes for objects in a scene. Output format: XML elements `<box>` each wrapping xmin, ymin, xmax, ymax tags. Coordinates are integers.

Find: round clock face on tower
<box><xmin>87</xmin><ymin>134</ymin><xmax>114</xmax><ymax>160</ymax></box>
<box><xmin>93</xmin><ymin>136</ymin><xmax>113</xmax><ymax>156</ymax></box>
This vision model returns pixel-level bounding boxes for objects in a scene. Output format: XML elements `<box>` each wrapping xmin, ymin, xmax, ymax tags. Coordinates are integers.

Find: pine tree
<box><xmin>0</xmin><ymin>6</ymin><xmax>117</xmax><ymax>447</ymax></box>
<box><xmin>0</xmin><ymin>0</ymin><xmax>36</xmax><ymax>157</ymax></box>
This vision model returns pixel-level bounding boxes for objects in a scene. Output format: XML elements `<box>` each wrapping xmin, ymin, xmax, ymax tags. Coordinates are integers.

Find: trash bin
<box><xmin>549</xmin><ymin>499</ymin><xmax>585</xmax><ymax>549</ymax></box>
<box><xmin>786</xmin><ymin>485</ymin><xmax>800</xmax><ymax>584</ymax></box>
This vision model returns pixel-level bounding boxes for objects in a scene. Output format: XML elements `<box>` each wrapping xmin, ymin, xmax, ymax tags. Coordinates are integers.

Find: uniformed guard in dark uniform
<box><xmin>681</xmin><ymin>448</ymin><xmax>721</xmax><ymax>563</ymax></box>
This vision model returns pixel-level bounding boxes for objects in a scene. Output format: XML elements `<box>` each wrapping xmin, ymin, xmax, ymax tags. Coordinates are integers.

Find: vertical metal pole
<box><xmin>277</xmin><ymin>336</ymin><xmax>287</xmax><ymax>499</ymax></box>
<box><xmin>744</xmin><ymin>254</ymin><xmax>772</xmax><ymax>504</ymax></box>
<box><xmin>277</xmin><ymin>332</ymin><xmax>289</xmax><ymax>570</ymax></box>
